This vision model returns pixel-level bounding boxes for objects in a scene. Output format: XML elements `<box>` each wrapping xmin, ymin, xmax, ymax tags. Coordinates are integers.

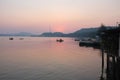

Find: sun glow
<box><xmin>0</xmin><ymin>0</ymin><xmax>120</xmax><ymax>33</ymax></box>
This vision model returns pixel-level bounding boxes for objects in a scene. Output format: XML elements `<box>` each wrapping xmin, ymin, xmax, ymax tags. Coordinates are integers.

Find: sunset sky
<box><xmin>0</xmin><ymin>0</ymin><xmax>120</xmax><ymax>34</ymax></box>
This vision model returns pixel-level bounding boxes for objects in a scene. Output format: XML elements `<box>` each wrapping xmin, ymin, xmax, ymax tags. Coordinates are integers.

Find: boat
<box><xmin>19</xmin><ymin>38</ymin><xmax>24</xmax><ymax>40</ymax></box>
<box><xmin>56</xmin><ymin>39</ymin><xmax>64</xmax><ymax>42</ymax></box>
<box><xmin>9</xmin><ymin>37</ymin><xmax>14</xmax><ymax>40</ymax></box>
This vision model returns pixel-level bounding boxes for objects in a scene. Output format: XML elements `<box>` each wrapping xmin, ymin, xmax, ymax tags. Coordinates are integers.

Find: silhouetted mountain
<box><xmin>38</xmin><ymin>28</ymin><xmax>99</xmax><ymax>38</ymax></box>
<box><xmin>0</xmin><ymin>26</ymin><xmax>116</xmax><ymax>38</ymax></box>
<box><xmin>66</xmin><ymin>28</ymin><xmax>98</xmax><ymax>38</ymax></box>
<box><xmin>38</xmin><ymin>26</ymin><xmax>116</xmax><ymax>38</ymax></box>
<box><xmin>0</xmin><ymin>34</ymin><xmax>11</xmax><ymax>36</ymax></box>
<box><xmin>0</xmin><ymin>32</ymin><xmax>33</xmax><ymax>36</ymax></box>
<box><xmin>14</xmin><ymin>32</ymin><xmax>33</xmax><ymax>36</ymax></box>
<box><xmin>40</xmin><ymin>32</ymin><xmax>65</xmax><ymax>37</ymax></box>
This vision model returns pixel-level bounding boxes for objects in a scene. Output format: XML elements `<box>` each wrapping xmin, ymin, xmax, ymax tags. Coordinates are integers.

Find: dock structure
<box><xmin>100</xmin><ymin>24</ymin><xmax>120</xmax><ymax>80</ymax></box>
<box><xmin>79</xmin><ymin>40</ymin><xmax>100</xmax><ymax>49</ymax></box>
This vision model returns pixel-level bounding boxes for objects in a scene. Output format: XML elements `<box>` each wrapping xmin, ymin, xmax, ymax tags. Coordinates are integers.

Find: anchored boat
<box><xmin>9</xmin><ymin>37</ymin><xmax>14</xmax><ymax>40</ymax></box>
<box><xmin>56</xmin><ymin>39</ymin><xmax>64</xmax><ymax>42</ymax></box>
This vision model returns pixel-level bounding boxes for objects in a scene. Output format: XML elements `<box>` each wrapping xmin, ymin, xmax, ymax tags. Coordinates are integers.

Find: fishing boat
<box><xmin>9</xmin><ymin>37</ymin><xmax>14</xmax><ymax>40</ymax></box>
<box><xmin>19</xmin><ymin>38</ymin><xmax>24</xmax><ymax>40</ymax></box>
<box><xmin>56</xmin><ymin>39</ymin><xmax>64</xmax><ymax>42</ymax></box>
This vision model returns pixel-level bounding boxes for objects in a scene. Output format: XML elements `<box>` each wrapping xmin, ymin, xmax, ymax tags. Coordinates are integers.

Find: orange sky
<box><xmin>0</xmin><ymin>0</ymin><xmax>120</xmax><ymax>34</ymax></box>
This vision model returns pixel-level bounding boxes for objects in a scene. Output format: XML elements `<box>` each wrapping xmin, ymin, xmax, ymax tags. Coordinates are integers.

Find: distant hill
<box><xmin>66</xmin><ymin>28</ymin><xmax>99</xmax><ymax>38</ymax></box>
<box><xmin>38</xmin><ymin>26</ymin><xmax>116</xmax><ymax>38</ymax></box>
<box><xmin>0</xmin><ymin>26</ymin><xmax>116</xmax><ymax>38</ymax></box>
<box><xmin>13</xmin><ymin>32</ymin><xmax>33</xmax><ymax>36</ymax></box>
<box><xmin>38</xmin><ymin>27</ymin><xmax>99</xmax><ymax>38</ymax></box>
<box><xmin>40</xmin><ymin>32</ymin><xmax>65</xmax><ymax>37</ymax></box>
<box><xmin>0</xmin><ymin>32</ymin><xmax>33</xmax><ymax>36</ymax></box>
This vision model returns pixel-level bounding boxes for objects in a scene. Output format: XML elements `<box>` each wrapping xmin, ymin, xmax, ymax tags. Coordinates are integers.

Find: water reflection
<box><xmin>0</xmin><ymin>37</ymin><xmax>101</xmax><ymax>80</ymax></box>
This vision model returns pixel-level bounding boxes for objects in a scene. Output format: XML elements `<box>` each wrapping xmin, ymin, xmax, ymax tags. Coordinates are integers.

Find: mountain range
<box><xmin>38</xmin><ymin>26</ymin><xmax>115</xmax><ymax>38</ymax></box>
<box><xmin>0</xmin><ymin>32</ymin><xmax>33</xmax><ymax>36</ymax></box>
<box><xmin>0</xmin><ymin>26</ymin><xmax>116</xmax><ymax>38</ymax></box>
<box><xmin>38</xmin><ymin>27</ymin><xmax>98</xmax><ymax>38</ymax></box>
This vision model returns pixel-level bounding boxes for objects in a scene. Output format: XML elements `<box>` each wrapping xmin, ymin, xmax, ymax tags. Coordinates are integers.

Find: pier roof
<box><xmin>101</xmin><ymin>27</ymin><xmax>119</xmax><ymax>57</ymax></box>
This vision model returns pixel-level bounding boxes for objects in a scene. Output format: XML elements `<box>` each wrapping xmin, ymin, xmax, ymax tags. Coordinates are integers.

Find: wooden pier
<box><xmin>100</xmin><ymin>24</ymin><xmax>120</xmax><ymax>80</ymax></box>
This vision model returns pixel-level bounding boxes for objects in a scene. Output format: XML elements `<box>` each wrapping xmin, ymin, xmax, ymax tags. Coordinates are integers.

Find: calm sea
<box><xmin>0</xmin><ymin>37</ymin><xmax>102</xmax><ymax>80</ymax></box>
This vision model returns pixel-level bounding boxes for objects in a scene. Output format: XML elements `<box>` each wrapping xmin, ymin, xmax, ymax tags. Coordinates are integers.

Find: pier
<box><xmin>100</xmin><ymin>24</ymin><xmax>120</xmax><ymax>80</ymax></box>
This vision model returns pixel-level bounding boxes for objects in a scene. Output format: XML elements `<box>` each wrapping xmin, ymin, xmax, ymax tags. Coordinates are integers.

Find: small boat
<box><xmin>56</xmin><ymin>39</ymin><xmax>64</xmax><ymax>42</ymax></box>
<box><xmin>9</xmin><ymin>37</ymin><xmax>14</xmax><ymax>40</ymax></box>
<box><xmin>19</xmin><ymin>38</ymin><xmax>24</xmax><ymax>40</ymax></box>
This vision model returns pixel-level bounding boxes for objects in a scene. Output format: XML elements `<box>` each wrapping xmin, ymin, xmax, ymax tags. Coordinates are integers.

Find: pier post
<box><xmin>113</xmin><ymin>56</ymin><xmax>116</xmax><ymax>80</ymax></box>
<box><xmin>118</xmin><ymin>24</ymin><xmax>120</xmax><ymax>57</ymax></box>
<box><xmin>106</xmin><ymin>55</ymin><xmax>110</xmax><ymax>80</ymax></box>
<box><xmin>100</xmin><ymin>47</ymin><xmax>105</xmax><ymax>80</ymax></box>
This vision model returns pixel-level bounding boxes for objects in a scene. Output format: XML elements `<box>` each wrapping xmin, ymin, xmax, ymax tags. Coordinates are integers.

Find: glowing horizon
<box><xmin>0</xmin><ymin>0</ymin><xmax>120</xmax><ymax>34</ymax></box>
